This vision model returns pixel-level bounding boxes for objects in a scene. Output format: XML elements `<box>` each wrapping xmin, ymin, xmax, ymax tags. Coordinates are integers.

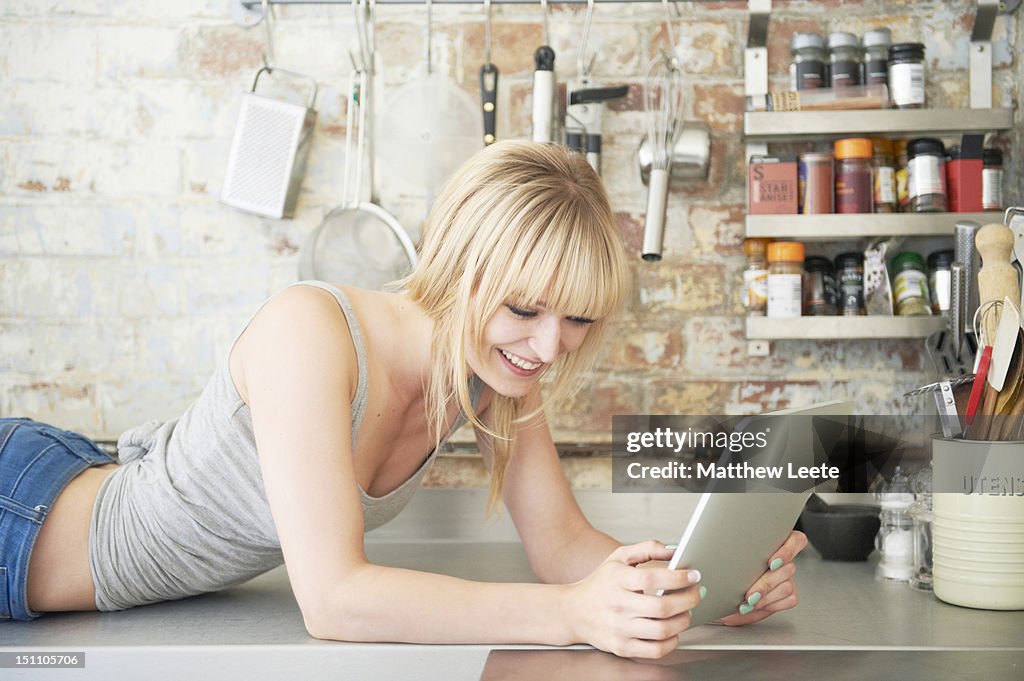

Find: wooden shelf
<box><xmin>745</xmin><ymin>212</ymin><xmax>1002</xmax><ymax>240</ymax></box>
<box><xmin>744</xmin><ymin>108</ymin><xmax>1013</xmax><ymax>141</ymax></box>
<box><xmin>746</xmin><ymin>316</ymin><xmax>945</xmax><ymax>340</ymax></box>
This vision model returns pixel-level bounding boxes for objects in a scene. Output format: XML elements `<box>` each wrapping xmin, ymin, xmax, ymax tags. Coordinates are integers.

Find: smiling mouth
<box><xmin>498</xmin><ymin>348</ymin><xmax>543</xmax><ymax>374</ymax></box>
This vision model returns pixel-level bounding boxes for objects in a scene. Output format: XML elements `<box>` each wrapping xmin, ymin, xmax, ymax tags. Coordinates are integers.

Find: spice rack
<box><xmin>741</xmin><ymin>0</ymin><xmax>1016</xmax><ymax>353</ymax></box>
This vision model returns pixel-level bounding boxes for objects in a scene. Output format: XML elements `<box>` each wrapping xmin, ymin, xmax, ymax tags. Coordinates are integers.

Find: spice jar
<box><xmin>835</xmin><ymin>251</ymin><xmax>866</xmax><ymax>316</ymax></box>
<box><xmin>790</xmin><ymin>32</ymin><xmax>827</xmax><ymax>91</ymax></box>
<box><xmin>862</xmin><ymin>28</ymin><xmax>891</xmax><ymax>86</ymax></box>
<box><xmin>767</xmin><ymin>241</ymin><xmax>805</xmax><ymax>318</ymax></box>
<box><xmin>803</xmin><ymin>256</ymin><xmax>838</xmax><ymax>316</ymax></box>
<box><xmin>743</xmin><ymin>238</ymin><xmax>772</xmax><ymax>317</ymax></box>
<box><xmin>892</xmin><ymin>251</ymin><xmax>933</xmax><ymax>316</ymax></box>
<box><xmin>871</xmin><ymin>138</ymin><xmax>898</xmax><ymax>213</ymax></box>
<box><xmin>827</xmin><ymin>32</ymin><xmax>862</xmax><ymax>89</ymax></box>
<box><xmin>927</xmin><ymin>249</ymin><xmax>953</xmax><ymax>315</ymax></box>
<box><xmin>982</xmin><ymin>148</ymin><xmax>1004</xmax><ymax>211</ymax></box>
<box><xmin>798</xmin><ymin>152</ymin><xmax>834</xmax><ymax>214</ymax></box>
<box><xmin>906</xmin><ymin>138</ymin><xmax>947</xmax><ymax>213</ymax></box>
<box><xmin>888</xmin><ymin>43</ymin><xmax>926</xmax><ymax>108</ymax></box>
<box><xmin>894</xmin><ymin>138</ymin><xmax>910</xmax><ymax>212</ymax></box>
<box><xmin>834</xmin><ymin>138</ymin><xmax>874</xmax><ymax>214</ymax></box>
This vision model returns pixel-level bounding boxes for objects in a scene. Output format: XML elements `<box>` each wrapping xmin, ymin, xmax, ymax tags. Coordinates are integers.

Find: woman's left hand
<box><xmin>713</xmin><ymin>530</ymin><xmax>809</xmax><ymax>626</ymax></box>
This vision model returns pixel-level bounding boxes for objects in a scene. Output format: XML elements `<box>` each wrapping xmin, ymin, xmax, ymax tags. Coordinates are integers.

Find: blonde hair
<box><xmin>402</xmin><ymin>141</ymin><xmax>630</xmax><ymax>511</ymax></box>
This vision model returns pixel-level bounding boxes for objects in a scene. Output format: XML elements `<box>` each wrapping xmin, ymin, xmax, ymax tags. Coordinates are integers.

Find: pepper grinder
<box><xmin>874</xmin><ymin>466</ymin><xmax>915</xmax><ymax>582</ymax></box>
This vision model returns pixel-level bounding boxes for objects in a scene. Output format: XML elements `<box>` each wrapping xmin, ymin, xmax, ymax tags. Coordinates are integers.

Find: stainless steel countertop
<box><xmin>3</xmin><ymin>490</ymin><xmax>1022</xmax><ymax>680</ymax></box>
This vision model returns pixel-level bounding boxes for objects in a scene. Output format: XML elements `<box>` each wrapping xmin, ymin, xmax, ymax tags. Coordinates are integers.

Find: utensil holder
<box><xmin>931</xmin><ymin>436</ymin><xmax>1024</xmax><ymax>610</ymax></box>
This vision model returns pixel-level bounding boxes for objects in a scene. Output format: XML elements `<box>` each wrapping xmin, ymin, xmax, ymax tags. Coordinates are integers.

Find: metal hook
<box><xmin>352</xmin><ymin>0</ymin><xmax>373</xmax><ymax>72</ymax></box>
<box><xmin>261</xmin><ymin>0</ymin><xmax>275</xmax><ymax>69</ymax></box>
<box><xmin>540</xmin><ymin>0</ymin><xmax>550</xmax><ymax>48</ymax></box>
<box><xmin>484</xmin><ymin>0</ymin><xmax>493</xmax><ymax>67</ymax></box>
<box><xmin>425</xmin><ymin>0</ymin><xmax>432</xmax><ymax>75</ymax></box>
<box><xmin>577</xmin><ymin>0</ymin><xmax>596</xmax><ymax>79</ymax></box>
<box><xmin>660</xmin><ymin>0</ymin><xmax>680</xmax><ymax>66</ymax></box>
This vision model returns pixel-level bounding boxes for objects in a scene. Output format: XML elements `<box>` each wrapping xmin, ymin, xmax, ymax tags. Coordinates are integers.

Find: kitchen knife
<box><xmin>531</xmin><ymin>46</ymin><xmax>555</xmax><ymax>143</ymax></box>
<box><xmin>481</xmin><ymin>62</ymin><xmax>498</xmax><ymax>145</ymax></box>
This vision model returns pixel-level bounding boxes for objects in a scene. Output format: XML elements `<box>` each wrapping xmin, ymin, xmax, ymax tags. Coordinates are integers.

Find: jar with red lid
<box><xmin>834</xmin><ymin>138</ymin><xmax>874</xmax><ymax>213</ymax></box>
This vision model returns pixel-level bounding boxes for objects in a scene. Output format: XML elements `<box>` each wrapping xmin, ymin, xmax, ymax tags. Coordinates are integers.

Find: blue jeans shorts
<box><xmin>0</xmin><ymin>418</ymin><xmax>114</xmax><ymax>621</ymax></box>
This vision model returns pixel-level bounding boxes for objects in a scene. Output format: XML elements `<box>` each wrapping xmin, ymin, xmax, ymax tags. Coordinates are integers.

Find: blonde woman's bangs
<box><xmin>474</xmin><ymin>194</ymin><xmax>625</xmax><ymax>326</ymax></box>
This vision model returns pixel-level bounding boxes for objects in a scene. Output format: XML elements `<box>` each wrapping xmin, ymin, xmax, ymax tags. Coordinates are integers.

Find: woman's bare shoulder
<box><xmin>230</xmin><ymin>284</ymin><xmax>362</xmax><ymax>405</ymax></box>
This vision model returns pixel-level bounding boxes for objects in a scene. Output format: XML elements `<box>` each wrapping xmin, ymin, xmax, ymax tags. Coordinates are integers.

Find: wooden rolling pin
<box><xmin>975</xmin><ymin>223</ymin><xmax>1022</xmax><ymax>339</ymax></box>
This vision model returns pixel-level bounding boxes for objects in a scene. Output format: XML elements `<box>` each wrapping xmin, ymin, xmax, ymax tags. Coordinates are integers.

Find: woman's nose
<box><xmin>528</xmin><ymin>317</ymin><xmax>562</xmax><ymax>364</ymax></box>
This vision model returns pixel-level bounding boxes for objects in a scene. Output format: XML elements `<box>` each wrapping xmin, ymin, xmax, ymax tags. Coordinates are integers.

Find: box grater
<box><xmin>221</xmin><ymin>66</ymin><xmax>318</xmax><ymax>219</ymax></box>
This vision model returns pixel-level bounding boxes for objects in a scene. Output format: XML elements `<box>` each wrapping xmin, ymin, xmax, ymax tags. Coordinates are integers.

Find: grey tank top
<box><xmin>89</xmin><ymin>281</ymin><xmax>482</xmax><ymax>611</ymax></box>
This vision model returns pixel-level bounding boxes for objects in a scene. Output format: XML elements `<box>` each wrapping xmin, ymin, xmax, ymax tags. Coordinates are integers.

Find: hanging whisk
<box><xmin>641</xmin><ymin>27</ymin><xmax>685</xmax><ymax>261</ymax></box>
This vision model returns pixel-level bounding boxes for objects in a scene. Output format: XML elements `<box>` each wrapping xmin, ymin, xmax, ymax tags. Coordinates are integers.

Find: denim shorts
<box><xmin>0</xmin><ymin>418</ymin><xmax>114</xmax><ymax>621</ymax></box>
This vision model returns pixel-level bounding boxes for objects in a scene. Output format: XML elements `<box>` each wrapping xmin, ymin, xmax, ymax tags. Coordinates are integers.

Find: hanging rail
<box><xmin>241</xmin><ymin>0</ymin><xmax>691</xmax><ymax>6</ymax></box>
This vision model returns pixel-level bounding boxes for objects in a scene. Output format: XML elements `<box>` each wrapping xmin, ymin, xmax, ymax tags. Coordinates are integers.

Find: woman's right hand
<box><xmin>561</xmin><ymin>541</ymin><xmax>704</xmax><ymax>659</ymax></box>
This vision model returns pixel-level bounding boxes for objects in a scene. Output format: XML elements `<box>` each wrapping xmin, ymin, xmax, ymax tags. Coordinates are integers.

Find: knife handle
<box><xmin>481</xmin><ymin>63</ymin><xmax>498</xmax><ymax>146</ymax></box>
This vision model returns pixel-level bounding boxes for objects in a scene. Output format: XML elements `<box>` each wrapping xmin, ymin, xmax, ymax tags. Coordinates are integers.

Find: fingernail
<box><xmin>687</xmin><ymin>570</ymin><xmax>702</xmax><ymax>583</ymax></box>
<box><xmin>699</xmin><ymin>586</ymin><xmax>707</xmax><ymax>600</ymax></box>
<box><xmin>746</xmin><ymin>592</ymin><xmax>762</xmax><ymax>606</ymax></box>
<box><xmin>739</xmin><ymin>603</ymin><xmax>754</xmax><ymax>616</ymax></box>
<box><xmin>770</xmin><ymin>557</ymin><xmax>783</xmax><ymax>571</ymax></box>
<box><xmin>664</xmin><ymin>544</ymin><xmax>678</xmax><ymax>551</ymax></box>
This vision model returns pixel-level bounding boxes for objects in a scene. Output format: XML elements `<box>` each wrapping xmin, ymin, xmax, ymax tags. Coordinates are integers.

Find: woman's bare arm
<box><xmin>233</xmin><ymin>286</ymin><xmax>699</xmax><ymax>657</ymax></box>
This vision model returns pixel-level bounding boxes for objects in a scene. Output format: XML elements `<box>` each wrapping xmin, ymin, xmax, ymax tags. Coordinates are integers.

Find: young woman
<box><xmin>0</xmin><ymin>141</ymin><xmax>806</xmax><ymax>658</ymax></box>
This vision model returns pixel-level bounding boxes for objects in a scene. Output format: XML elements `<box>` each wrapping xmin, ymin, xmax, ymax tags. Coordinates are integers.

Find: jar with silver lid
<box><xmin>827</xmin><ymin>32</ymin><xmax>862</xmax><ymax>89</ymax></box>
<box><xmin>790</xmin><ymin>33</ymin><xmax>827</xmax><ymax>91</ymax></box>
<box><xmin>862</xmin><ymin>28</ymin><xmax>891</xmax><ymax>86</ymax></box>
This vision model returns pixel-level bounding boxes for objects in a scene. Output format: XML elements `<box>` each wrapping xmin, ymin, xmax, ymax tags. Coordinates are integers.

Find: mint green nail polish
<box><xmin>739</xmin><ymin>603</ymin><xmax>754</xmax><ymax>616</ymax></box>
<box><xmin>665</xmin><ymin>544</ymin><xmax>678</xmax><ymax>550</ymax></box>
<box><xmin>770</xmin><ymin>557</ymin><xmax>783</xmax><ymax>571</ymax></box>
<box><xmin>699</xmin><ymin>586</ymin><xmax>707</xmax><ymax>600</ymax></box>
<box><xmin>747</xmin><ymin>592</ymin><xmax>762</xmax><ymax>606</ymax></box>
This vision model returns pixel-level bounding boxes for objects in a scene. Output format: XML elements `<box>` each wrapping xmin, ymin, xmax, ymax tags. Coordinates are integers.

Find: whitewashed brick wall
<box><xmin>1</xmin><ymin>0</ymin><xmax>1021</xmax><ymax>443</ymax></box>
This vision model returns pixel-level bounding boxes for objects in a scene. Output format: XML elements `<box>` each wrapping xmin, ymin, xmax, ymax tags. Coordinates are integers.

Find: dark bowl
<box><xmin>799</xmin><ymin>499</ymin><xmax>880</xmax><ymax>562</ymax></box>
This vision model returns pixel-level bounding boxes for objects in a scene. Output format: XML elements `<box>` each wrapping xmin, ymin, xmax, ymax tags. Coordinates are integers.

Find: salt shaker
<box><xmin>874</xmin><ymin>466</ymin><xmax>915</xmax><ymax>582</ymax></box>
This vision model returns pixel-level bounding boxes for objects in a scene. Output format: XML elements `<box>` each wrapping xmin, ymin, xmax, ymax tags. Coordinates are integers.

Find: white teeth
<box><xmin>500</xmin><ymin>349</ymin><xmax>542</xmax><ymax>371</ymax></box>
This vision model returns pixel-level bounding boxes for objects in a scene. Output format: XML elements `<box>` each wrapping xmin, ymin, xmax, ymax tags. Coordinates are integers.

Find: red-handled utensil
<box><xmin>965</xmin><ymin>345</ymin><xmax>992</xmax><ymax>426</ymax></box>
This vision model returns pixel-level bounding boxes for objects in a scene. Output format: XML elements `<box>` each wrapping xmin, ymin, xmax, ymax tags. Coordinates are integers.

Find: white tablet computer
<box><xmin>660</xmin><ymin>400</ymin><xmax>853</xmax><ymax>627</ymax></box>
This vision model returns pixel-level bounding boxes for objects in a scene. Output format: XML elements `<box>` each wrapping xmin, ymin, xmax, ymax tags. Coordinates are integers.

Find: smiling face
<box><xmin>468</xmin><ymin>300</ymin><xmax>597</xmax><ymax>397</ymax></box>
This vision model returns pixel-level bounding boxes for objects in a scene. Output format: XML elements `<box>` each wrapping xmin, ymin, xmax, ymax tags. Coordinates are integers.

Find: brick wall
<box><xmin>1</xmin><ymin>1</ymin><xmax>1021</xmax><ymax>464</ymax></box>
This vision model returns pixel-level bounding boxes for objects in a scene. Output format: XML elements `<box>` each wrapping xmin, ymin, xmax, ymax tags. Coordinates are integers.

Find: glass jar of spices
<box><xmin>835</xmin><ymin>251</ymin><xmax>866</xmax><ymax>316</ymax></box>
<box><xmin>767</xmin><ymin>241</ymin><xmax>805</xmax><ymax>318</ymax></box>
<box><xmin>888</xmin><ymin>43</ymin><xmax>926</xmax><ymax>109</ymax></box>
<box><xmin>798</xmin><ymin>151</ymin><xmax>834</xmax><ymax>214</ymax></box>
<box><xmin>871</xmin><ymin>138</ymin><xmax>898</xmax><ymax>213</ymax></box>
<box><xmin>790</xmin><ymin>33</ymin><xmax>827</xmax><ymax>91</ymax></box>
<box><xmin>835</xmin><ymin>138</ymin><xmax>874</xmax><ymax>214</ymax></box>
<box><xmin>906</xmin><ymin>138</ymin><xmax>947</xmax><ymax>213</ymax></box>
<box><xmin>892</xmin><ymin>251</ymin><xmax>933</xmax><ymax>316</ymax></box>
<box><xmin>827</xmin><ymin>32</ymin><xmax>863</xmax><ymax>89</ymax></box>
<box><xmin>927</xmin><ymin>249</ymin><xmax>953</xmax><ymax>315</ymax></box>
<box><xmin>894</xmin><ymin>138</ymin><xmax>911</xmax><ymax>212</ymax></box>
<box><xmin>743</xmin><ymin>238</ymin><xmax>773</xmax><ymax>317</ymax></box>
<box><xmin>982</xmin><ymin>148</ymin><xmax>1004</xmax><ymax>211</ymax></box>
<box><xmin>862</xmin><ymin>28</ymin><xmax>891</xmax><ymax>86</ymax></box>
<box><xmin>803</xmin><ymin>256</ymin><xmax>838</xmax><ymax>316</ymax></box>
